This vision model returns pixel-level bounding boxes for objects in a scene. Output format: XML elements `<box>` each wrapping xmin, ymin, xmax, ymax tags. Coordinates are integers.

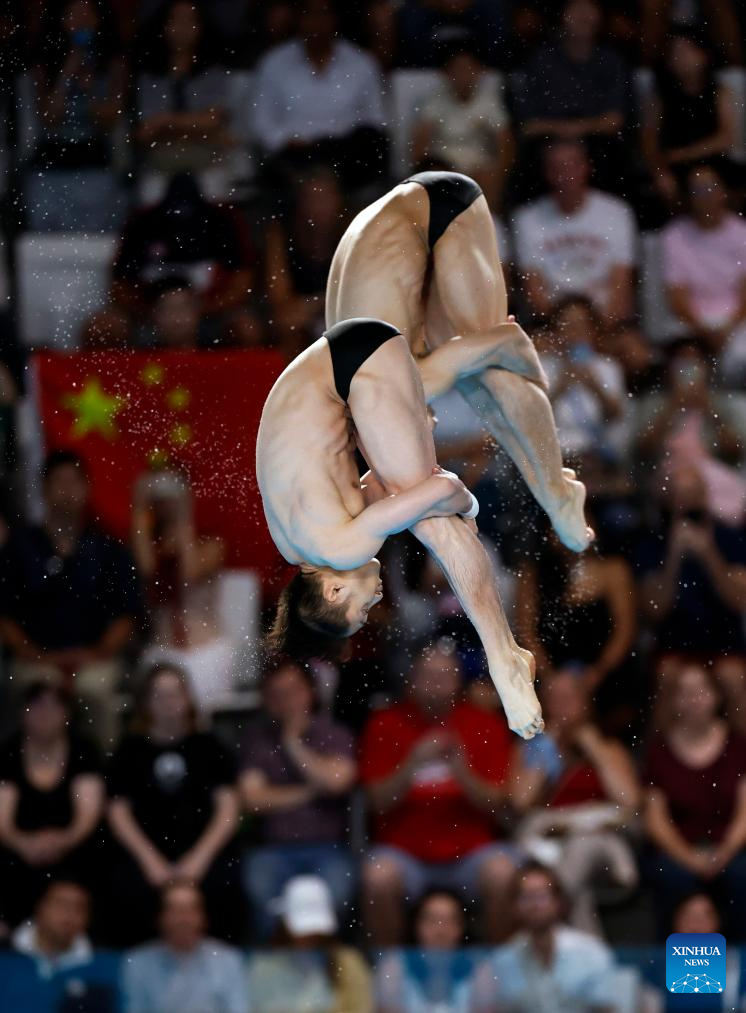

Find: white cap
<box><xmin>270</xmin><ymin>876</ymin><xmax>338</xmax><ymax>937</ymax></box>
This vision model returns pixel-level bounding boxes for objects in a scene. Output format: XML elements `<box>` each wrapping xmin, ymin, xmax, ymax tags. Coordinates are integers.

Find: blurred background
<box><xmin>0</xmin><ymin>0</ymin><xmax>745</xmax><ymax>1010</ymax></box>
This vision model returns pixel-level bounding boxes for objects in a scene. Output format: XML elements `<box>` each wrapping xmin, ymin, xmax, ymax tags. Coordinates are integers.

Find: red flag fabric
<box><xmin>34</xmin><ymin>349</ymin><xmax>290</xmax><ymax>593</ymax></box>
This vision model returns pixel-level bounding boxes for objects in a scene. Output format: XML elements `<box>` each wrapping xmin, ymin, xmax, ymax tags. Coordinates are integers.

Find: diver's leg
<box><xmin>348</xmin><ymin>336</ymin><xmax>543</xmax><ymax>739</ymax></box>
<box><xmin>424</xmin><ymin>195</ymin><xmax>592</xmax><ymax>552</ymax></box>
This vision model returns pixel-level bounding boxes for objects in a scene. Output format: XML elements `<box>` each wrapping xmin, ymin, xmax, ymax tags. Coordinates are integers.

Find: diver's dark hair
<box><xmin>266</xmin><ymin>571</ymin><xmax>350</xmax><ymax>661</ymax></box>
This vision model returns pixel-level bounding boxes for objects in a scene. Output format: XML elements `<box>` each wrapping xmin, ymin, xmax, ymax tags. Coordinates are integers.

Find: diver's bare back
<box><xmin>326</xmin><ymin>181</ymin><xmax>430</xmax><ymax>347</ymax></box>
<box><xmin>256</xmin><ymin>340</ymin><xmax>363</xmax><ymax>566</ymax></box>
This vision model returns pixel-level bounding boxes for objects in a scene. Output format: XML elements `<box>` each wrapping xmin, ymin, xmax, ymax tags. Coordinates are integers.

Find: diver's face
<box><xmin>318</xmin><ymin>559</ymin><xmax>383</xmax><ymax>633</ymax></box>
<box><xmin>342</xmin><ymin>558</ymin><xmax>383</xmax><ymax>632</ymax></box>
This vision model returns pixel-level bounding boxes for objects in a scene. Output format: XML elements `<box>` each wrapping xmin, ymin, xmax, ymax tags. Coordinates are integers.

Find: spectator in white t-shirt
<box><xmin>512</xmin><ymin>141</ymin><xmax>637</xmax><ymax>325</ymax></box>
<box><xmin>411</xmin><ymin>37</ymin><xmax>512</xmax><ymax>211</ymax></box>
<box><xmin>662</xmin><ymin>165</ymin><xmax>746</xmax><ymax>385</ymax></box>
<box><xmin>253</xmin><ymin>0</ymin><xmax>387</xmax><ymax>189</ymax></box>
<box><xmin>541</xmin><ymin>296</ymin><xmax>626</xmax><ymax>464</ymax></box>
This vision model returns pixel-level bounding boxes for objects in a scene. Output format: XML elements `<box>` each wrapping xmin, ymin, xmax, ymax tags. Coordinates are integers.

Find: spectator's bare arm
<box><xmin>505</xmin><ymin>746</ymin><xmax>548</xmax><ymax>812</ymax></box>
<box><xmin>513</xmin><ymin>563</ymin><xmax>554</xmax><ymax>676</ymax></box>
<box><xmin>573</xmin><ymin>726</ymin><xmax>641</xmax><ymax>809</ymax></box>
<box><xmin>175</xmin><ymin>785</ymin><xmax>239</xmax><ymax>882</ymax></box>
<box><xmin>604</xmin><ymin>264</ymin><xmax>635</xmax><ymax>326</ymax></box>
<box><xmin>95</xmin><ymin>615</ymin><xmax>135</xmax><ymax>660</ymax></box>
<box><xmin>239</xmin><ymin>768</ymin><xmax>316</xmax><ymax>813</ymax></box>
<box><xmin>108</xmin><ymin>797</ymin><xmax>173</xmax><ymax>886</ymax></box>
<box><xmin>644</xmin><ymin>788</ymin><xmax>710</xmax><ymax>876</ymax></box>
<box><xmin>586</xmin><ymin>558</ymin><xmax>636</xmax><ymax>685</ymax></box>
<box><xmin>712</xmin><ymin>778</ymin><xmax>746</xmax><ymax>872</ymax></box>
<box><xmin>449</xmin><ymin>748</ymin><xmax>507</xmax><ymax>814</ymax></box>
<box><xmin>0</xmin><ymin>617</ymin><xmax>44</xmax><ymax>663</ymax></box>
<box><xmin>522</xmin><ymin>269</ymin><xmax>554</xmax><ymax>321</ymax></box>
<box><xmin>411</xmin><ymin>115</ymin><xmax>434</xmax><ymax>167</ymax></box>
<box><xmin>63</xmin><ymin>774</ymin><xmax>105</xmax><ymax>850</ymax></box>
<box><xmin>666</xmin><ymin>87</ymin><xmax>736</xmax><ymax>166</ymax></box>
<box><xmin>282</xmin><ymin>736</ymin><xmax>357</xmax><ymax>795</ymax></box>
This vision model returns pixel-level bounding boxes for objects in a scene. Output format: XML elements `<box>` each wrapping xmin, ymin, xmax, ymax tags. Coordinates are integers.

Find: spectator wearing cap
<box><xmin>411</xmin><ymin>36</ymin><xmax>513</xmax><ymax>211</ymax></box>
<box><xmin>512</xmin><ymin>140</ymin><xmax>637</xmax><ymax>326</ymax></box>
<box><xmin>107</xmin><ymin>663</ymin><xmax>241</xmax><ymax>945</ymax></box>
<box><xmin>0</xmin><ymin>682</ymin><xmax>105</xmax><ymax>931</ymax></box>
<box><xmin>111</xmin><ymin>173</ymin><xmax>255</xmax><ymax>320</ymax></box>
<box><xmin>470</xmin><ymin>862</ymin><xmax>630</xmax><ymax>1011</ymax></box>
<box><xmin>2</xmin><ymin>881</ymin><xmax>120</xmax><ymax>1013</ymax></box>
<box><xmin>0</xmin><ymin>450</ymin><xmax>142</xmax><ymax>749</ymax></box>
<box><xmin>239</xmin><ymin>658</ymin><xmax>357</xmax><ymax>939</ymax></box>
<box><xmin>662</xmin><ymin>165</ymin><xmax>746</xmax><ymax>385</ymax></box>
<box><xmin>252</xmin><ymin>0</ymin><xmax>388</xmax><ymax>190</ymax></box>
<box><xmin>246</xmin><ymin>875</ymin><xmax>373</xmax><ymax>1013</ymax></box>
<box><xmin>359</xmin><ymin>638</ymin><xmax>517</xmax><ymax>945</ymax></box>
<box><xmin>122</xmin><ymin>880</ymin><xmax>248</xmax><ymax>1013</ymax></box>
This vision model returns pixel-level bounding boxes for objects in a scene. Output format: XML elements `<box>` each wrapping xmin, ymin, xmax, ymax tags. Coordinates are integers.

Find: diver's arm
<box><xmin>325</xmin><ymin>470</ymin><xmax>476</xmax><ymax>569</ymax></box>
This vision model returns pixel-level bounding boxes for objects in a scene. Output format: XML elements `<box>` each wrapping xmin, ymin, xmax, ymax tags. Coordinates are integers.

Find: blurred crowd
<box><xmin>0</xmin><ymin>0</ymin><xmax>745</xmax><ymax>1011</ymax></box>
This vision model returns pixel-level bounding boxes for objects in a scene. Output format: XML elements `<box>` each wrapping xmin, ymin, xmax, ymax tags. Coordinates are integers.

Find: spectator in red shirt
<box><xmin>359</xmin><ymin>638</ymin><xmax>517</xmax><ymax>945</ymax></box>
<box><xmin>643</xmin><ymin>660</ymin><xmax>746</xmax><ymax>939</ymax></box>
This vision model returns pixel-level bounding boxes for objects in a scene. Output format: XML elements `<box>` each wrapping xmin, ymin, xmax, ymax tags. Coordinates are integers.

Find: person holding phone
<box><xmin>540</xmin><ymin>297</ymin><xmax>626</xmax><ymax>467</ymax></box>
<box><xmin>638</xmin><ymin>464</ymin><xmax>746</xmax><ymax>659</ymax></box>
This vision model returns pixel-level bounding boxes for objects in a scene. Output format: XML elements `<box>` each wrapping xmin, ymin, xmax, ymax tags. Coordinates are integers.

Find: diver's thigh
<box><xmin>427</xmin><ymin>194</ymin><xmax>508</xmax><ymax>339</ymax></box>
<box><xmin>348</xmin><ymin>337</ymin><xmax>436</xmax><ymax>490</ymax></box>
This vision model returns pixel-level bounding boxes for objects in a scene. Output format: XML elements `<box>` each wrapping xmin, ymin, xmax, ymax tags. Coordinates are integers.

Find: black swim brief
<box><xmin>404</xmin><ymin>171</ymin><xmax>483</xmax><ymax>249</ymax></box>
<box><xmin>325</xmin><ymin>317</ymin><xmax>401</xmax><ymax>403</ymax></box>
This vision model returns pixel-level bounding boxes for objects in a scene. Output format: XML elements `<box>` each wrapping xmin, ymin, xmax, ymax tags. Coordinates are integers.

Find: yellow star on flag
<box><xmin>166</xmin><ymin>386</ymin><xmax>190</xmax><ymax>410</ymax></box>
<box><xmin>63</xmin><ymin>378</ymin><xmax>124</xmax><ymax>440</ymax></box>
<box><xmin>147</xmin><ymin>447</ymin><xmax>170</xmax><ymax>468</ymax></box>
<box><xmin>141</xmin><ymin>362</ymin><xmax>165</xmax><ymax>386</ymax></box>
<box><xmin>169</xmin><ymin>423</ymin><xmax>192</xmax><ymax>448</ymax></box>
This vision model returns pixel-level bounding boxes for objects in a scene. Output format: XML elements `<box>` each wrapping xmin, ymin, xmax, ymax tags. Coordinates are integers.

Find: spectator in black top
<box><xmin>107</xmin><ymin>662</ymin><xmax>241</xmax><ymax>945</ymax></box>
<box><xmin>638</xmin><ymin>464</ymin><xmax>746</xmax><ymax>658</ymax></box>
<box><xmin>134</xmin><ymin>0</ymin><xmax>232</xmax><ymax>179</ymax></box>
<box><xmin>265</xmin><ymin>169</ymin><xmax>345</xmax><ymax>356</ymax></box>
<box><xmin>513</xmin><ymin>0</ymin><xmax>629</xmax><ymax>199</ymax></box>
<box><xmin>27</xmin><ymin>0</ymin><xmax>127</xmax><ymax>231</ymax></box>
<box><xmin>111</xmin><ymin>173</ymin><xmax>255</xmax><ymax>321</ymax></box>
<box><xmin>0</xmin><ymin>450</ymin><xmax>142</xmax><ymax>749</ymax></box>
<box><xmin>642</xmin><ymin>29</ymin><xmax>738</xmax><ymax>209</ymax></box>
<box><xmin>0</xmin><ymin>682</ymin><xmax>105</xmax><ymax>930</ymax></box>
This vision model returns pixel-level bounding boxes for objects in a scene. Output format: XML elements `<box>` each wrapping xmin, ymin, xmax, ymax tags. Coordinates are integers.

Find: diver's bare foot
<box><xmin>495</xmin><ymin>649</ymin><xmax>544</xmax><ymax>740</ymax></box>
<box><xmin>549</xmin><ymin>469</ymin><xmax>594</xmax><ymax>553</ymax></box>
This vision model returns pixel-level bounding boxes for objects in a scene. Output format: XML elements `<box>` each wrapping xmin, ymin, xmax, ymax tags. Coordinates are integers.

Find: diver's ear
<box><xmin>322</xmin><ymin>579</ymin><xmax>349</xmax><ymax>605</ymax></box>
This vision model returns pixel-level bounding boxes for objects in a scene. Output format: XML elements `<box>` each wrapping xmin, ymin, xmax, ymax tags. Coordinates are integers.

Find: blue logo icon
<box><xmin>666</xmin><ymin>933</ymin><xmax>726</xmax><ymax>994</ymax></box>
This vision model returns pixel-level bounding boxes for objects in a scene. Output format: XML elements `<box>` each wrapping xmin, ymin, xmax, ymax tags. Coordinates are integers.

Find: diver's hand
<box><xmin>429</xmin><ymin>467</ymin><xmax>476</xmax><ymax>518</ymax></box>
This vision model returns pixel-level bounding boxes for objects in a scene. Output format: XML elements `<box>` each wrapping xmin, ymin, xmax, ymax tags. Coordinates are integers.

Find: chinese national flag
<box><xmin>34</xmin><ymin>349</ymin><xmax>290</xmax><ymax>593</ymax></box>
